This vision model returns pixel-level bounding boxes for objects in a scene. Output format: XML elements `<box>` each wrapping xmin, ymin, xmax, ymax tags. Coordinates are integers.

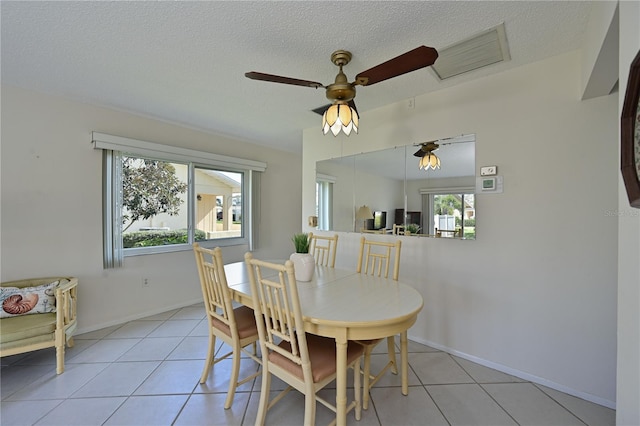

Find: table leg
<box><xmin>335</xmin><ymin>335</ymin><xmax>348</xmax><ymax>426</ymax></box>
<box><xmin>401</xmin><ymin>330</ymin><xmax>409</xmax><ymax>395</ymax></box>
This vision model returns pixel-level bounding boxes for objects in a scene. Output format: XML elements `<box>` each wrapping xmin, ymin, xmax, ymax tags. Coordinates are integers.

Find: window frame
<box><xmin>315</xmin><ymin>173</ymin><xmax>336</xmax><ymax>231</ymax></box>
<box><xmin>94</xmin><ymin>132</ymin><xmax>266</xmax><ymax>267</ymax></box>
<box><xmin>420</xmin><ymin>186</ymin><xmax>475</xmax><ymax>239</ymax></box>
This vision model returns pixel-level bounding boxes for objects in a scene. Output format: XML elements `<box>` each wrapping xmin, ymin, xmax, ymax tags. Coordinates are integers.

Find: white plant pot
<box><xmin>289</xmin><ymin>252</ymin><xmax>315</xmax><ymax>282</ymax></box>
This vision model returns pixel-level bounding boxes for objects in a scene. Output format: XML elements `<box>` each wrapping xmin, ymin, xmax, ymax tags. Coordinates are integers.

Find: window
<box><xmin>316</xmin><ymin>174</ymin><xmax>335</xmax><ymax>231</ymax></box>
<box><xmin>93</xmin><ymin>132</ymin><xmax>266</xmax><ymax>267</ymax></box>
<box><xmin>424</xmin><ymin>192</ymin><xmax>475</xmax><ymax>239</ymax></box>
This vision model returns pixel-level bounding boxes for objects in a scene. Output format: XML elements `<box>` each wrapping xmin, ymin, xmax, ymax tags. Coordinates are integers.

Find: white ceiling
<box><xmin>1</xmin><ymin>1</ymin><xmax>594</xmax><ymax>154</ymax></box>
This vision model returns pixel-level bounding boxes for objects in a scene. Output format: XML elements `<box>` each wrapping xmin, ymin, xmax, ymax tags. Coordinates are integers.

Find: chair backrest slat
<box><xmin>245</xmin><ymin>254</ymin><xmax>309</xmax><ymax>371</ymax></box>
<box><xmin>357</xmin><ymin>236</ymin><xmax>402</xmax><ymax>280</ymax></box>
<box><xmin>308</xmin><ymin>232</ymin><xmax>339</xmax><ymax>267</ymax></box>
<box><xmin>193</xmin><ymin>243</ymin><xmax>237</xmax><ymax>334</ymax></box>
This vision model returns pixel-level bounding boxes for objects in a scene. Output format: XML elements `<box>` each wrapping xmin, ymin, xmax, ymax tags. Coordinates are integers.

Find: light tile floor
<box><xmin>1</xmin><ymin>304</ymin><xmax>615</xmax><ymax>425</ymax></box>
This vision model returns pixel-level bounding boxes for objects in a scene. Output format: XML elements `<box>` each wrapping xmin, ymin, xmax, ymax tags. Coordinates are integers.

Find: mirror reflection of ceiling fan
<box><xmin>414</xmin><ymin>140</ymin><xmax>441</xmax><ymax>170</ymax></box>
<box><xmin>245</xmin><ymin>46</ymin><xmax>439</xmax><ymax>136</ymax></box>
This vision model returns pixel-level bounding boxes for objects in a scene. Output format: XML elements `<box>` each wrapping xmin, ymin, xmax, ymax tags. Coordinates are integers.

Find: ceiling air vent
<box><xmin>432</xmin><ymin>23</ymin><xmax>511</xmax><ymax>80</ymax></box>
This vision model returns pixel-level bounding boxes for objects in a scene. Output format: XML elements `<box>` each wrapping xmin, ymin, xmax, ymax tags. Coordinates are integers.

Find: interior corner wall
<box><xmin>302</xmin><ymin>50</ymin><xmax>618</xmax><ymax>407</ymax></box>
<box><xmin>616</xmin><ymin>1</ymin><xmax>640</xmax><ymax>424</ymax></box>
<box><xmin>0</xmin><ymin>85</ymin><xmax>302</xmax><ymax>332</ymax></box>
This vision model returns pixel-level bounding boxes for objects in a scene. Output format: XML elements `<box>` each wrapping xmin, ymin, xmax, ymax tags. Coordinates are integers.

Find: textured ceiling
<box><xmin>1</xmin><ymin>1</ymin><xmax>593</xmax><ymax>153</ymax></box>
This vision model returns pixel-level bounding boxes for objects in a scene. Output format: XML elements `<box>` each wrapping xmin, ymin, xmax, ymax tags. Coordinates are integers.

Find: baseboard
<box><xmin>75</xmin><ymin>297</ymin><xmax>203</xmax><ymax>335</ymax></box>
<box><xmin>407</xmin><ymin>334</ymin><xmax>616</xmax><ymax>410</ymax></box>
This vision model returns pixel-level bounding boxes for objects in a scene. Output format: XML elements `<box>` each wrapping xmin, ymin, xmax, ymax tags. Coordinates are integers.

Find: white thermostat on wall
<box><xmin>480</xmin><ymin>166</ymin><xmax>498</xmax><ymax>176</ymax></box>
<box><xmin>481</xmin><ymin>177</ymin><xmax>496</xmax><ymax>191</ymax></box>
<box><xmin>476</xmin><ymin>175</ymin><xmax>503</xmax><ymax>193</ymax></box>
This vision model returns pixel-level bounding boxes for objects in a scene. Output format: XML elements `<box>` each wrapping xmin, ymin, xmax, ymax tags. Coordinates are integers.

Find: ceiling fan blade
<box><xmin>245</xmin><ymin>72</ymin><xmax>325</xmax><ymax>89</ymax></box>
<box><xmin>413</xmin><ymin>148</ymin><xmax>425</xmax><ymax>157</ymax></box>
<box><xmin>354</xmin><ymin>46</ymin><xmax>439</xmax><ymax>86</ymax></box>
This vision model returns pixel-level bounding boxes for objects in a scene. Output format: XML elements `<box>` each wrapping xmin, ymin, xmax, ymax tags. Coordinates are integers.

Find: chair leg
<box><xmin>303</xmin><ymin>393</ymin><xmax>316</xmax><ymax>426</ymax></box>
<box><xmin>362</xmin><ymin>345</ymin><xmax>374</xmax><ymax>410</ymax></box>
<box><xmin>255</xmin><ymin>370</ymin><xmax>271</xmax><ymax>426</ymax></box>
<box><xmin>55</xmin><ymin>343</ymin><xmax>65</xmax><ymax>374</ymax></box>
<box><xmin>199</xmin><ymin>333</ymin><xmax>216</xmax><ymax>384</ymax></box>
<box><xmin>224</xmin><ymin>342</ymin><xmax>242</xmax><ymax>409</ymax></box>
<box><xmin>386</xmin><ymin>336</ymin><xmax>398</xmax><ymax>375</ymax></box>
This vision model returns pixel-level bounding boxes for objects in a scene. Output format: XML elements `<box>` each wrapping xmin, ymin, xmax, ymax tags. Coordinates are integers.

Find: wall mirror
<box><xmin>621</xmin><ymin>49</ymin><xmax>640</xmax><ymax>208</ymax></box>
<box><xmin>316</xmin><ymin>134</ymin><xmax>476</xmax><ymax>239</ymax></box>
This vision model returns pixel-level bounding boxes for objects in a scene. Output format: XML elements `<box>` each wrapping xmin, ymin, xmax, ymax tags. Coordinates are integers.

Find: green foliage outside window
<box><xmin>123</xmin><ymin>229</ymin><xmax>206</xmax><ymax>248</ymax></box>
<box><xmin>122</xmin><ymin>157</ymin><xmax>188</xmax><ymax>232</ymax></box>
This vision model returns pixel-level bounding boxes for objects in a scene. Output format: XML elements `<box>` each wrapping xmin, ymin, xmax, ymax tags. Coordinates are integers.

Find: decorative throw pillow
<box><xmin>0</xmin><ymin>281</ymin><xmax>59</xmax><ymax>318</ymax></box>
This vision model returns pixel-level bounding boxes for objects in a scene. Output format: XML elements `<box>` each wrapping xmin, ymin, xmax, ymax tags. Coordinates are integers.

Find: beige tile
<box><xmin>536</xmin><ymin>384</ymin><xmax>616</xmax><ymax>426</ymax></box>
<box><xmin>370</xmin><ymin>385</ymin><xmax>448</xmax><ymax>425</ymax></box>
<box><xmin>367</xmin><ymin>353</ymin><xmax>422</xmax><ymax>388</ymax></box>
<box><xmin>118</xmin><ymin>336</ymin><xmax>183</xmax><ymax>361</ymax></box>
<box><xmin>143</xmin><ymin>308</ymin><xmax>181</xmax><ymax>321</ymax></box>
<box><xmin>6</xmin><ymin>362</ymin><xmax>109</xmax><ymax>401</ymax></box>
<box><xmin>0</xmin><ymin>399</ymin><xmax>62</xmax><ymax>425</ymax></box>
<box><xmin>174</xmin><ymin>392</ymin><xmax>249</xmax><ymax>425</ymax></box>
<box><xmin>71</xmin><ymin>361</ymin><xmax>159</xmax><ymax>397</ymax></box>
<box><xmin>148</xmin><ymin>319</ymin><xmax>200</xmax><ymax>337</ymax></box>
<box><xmin>406</xmin><ymin>340</ymin><xmax>440</xmax><ymax>353</ymax></box>
<box><xmin>244</xmin><ymin>388</ymin><xmax>369</xmax><ymax>426</ymax></box>
<box><xmin>427</xmin><ymin>383</ymin><xmax>518</xmax><ymax>426</ymax></box>
<box><xmin>75</xmin><ymin>325</ymin><xmax>121</xmax><ymax>340</ymax></box>
<box><xmin>66</xmin><ymin>338</ymin><xmax>140</xmax><ymax>363</ymax></box>
<box><xmin>105</xmin><ymin>319</ymin><xmax>163</xmax><ymax>338</ymax></box>
<box><xmin>171</xmin><ymin>305</ymin><xmax>206</xmax><ymax>320</ymax></box>
<box><xmin>133</xmin><ymin>359</ymin><xmax>201</xmax><ymax>395</ymax></box>
<box><xmin>194</xmin><ymin>357</ymin><xmax>260</xmax><ymax>394</ymax></box>
<box><xmin>105</xmin><ymin>394</ymin><xmax>189</xmax><ymax>425</ymax></box>
<box><xmin>34</xmin><ymin>396</ymin><xmax>126</xmax><ymax>425</ymax></box>
<box><xmin>409</xmin><ymin>352</ymin><xmax>474</xmax><ymax>385</ymax></box>
<box><xmin>483</xmin><ymin>383</ymin><xmax>584</xmax><ymax>425</ymax></box>
<box><xmin>167</xmin><ymin>335</ymin><xmax>210</xmax><ymax>360</ymax></box>
<box><xmin>452</xmin><ymin>356</ymin><xmax>525</xmax><ymax>383</ymax></box>
<box><xmin>11</xmin><ymin>347</ymin><xmax>58</xmax><ymax>367</ymax></box>
<box><xmin>188</xmin><ymin>318</ymin><xmax>211</xmax><ymax>336</ymax></box>
<box><xmin>0</xmin><ymin>364</ymin><xmax>55</xmax><ymax>399</ymax></box>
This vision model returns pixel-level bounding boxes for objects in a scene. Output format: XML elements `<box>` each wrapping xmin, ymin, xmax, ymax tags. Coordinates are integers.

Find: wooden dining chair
<box><xmin>244</xmin><ymin>252</ymin><xmax>364</xmax><ymax>426</ymax></box>
<box><xmin>308</xmin><ymin>232</ymin><xmax>339</xmax><ymax>267</ymax></box>
<box><xmin>356</xmin><ymin>236</ymin><xmax>402</xmax><ymax>409</ymax></box>
<box><xmin>193</xmin><ymin>243</ymin><xmax>261</xmax><ymax>409</ymax></box>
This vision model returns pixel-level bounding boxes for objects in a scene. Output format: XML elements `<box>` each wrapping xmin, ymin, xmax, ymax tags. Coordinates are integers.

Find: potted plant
<box><xmin>405</xmin><ymin>223</ymin><xmax>420</xmax><ymax>235</ymax></box>
<box><xmin>289</xmin><ymin>233</ymin><xmax>315</xmax><ymax>281</ymax></box>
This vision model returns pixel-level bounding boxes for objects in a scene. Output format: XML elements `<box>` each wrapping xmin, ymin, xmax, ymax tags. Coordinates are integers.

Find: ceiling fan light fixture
<box><xmin>322</xmin><ymin>103</ymin><xmax>359</xmax><ymax>136</ymax></box>
<box><xmin>419</xmin><ymin>152</ymin><xmax>441</xmax><ymax>170</ymax></box>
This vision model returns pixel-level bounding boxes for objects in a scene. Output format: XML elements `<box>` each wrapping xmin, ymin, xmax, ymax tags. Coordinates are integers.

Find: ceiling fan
<box><xmin>414</xmin><ymin>141</ymin><xmax>441</xmax><ymax>170</ymax></box>
<box><xmin>245</xmin><ymin>46</ymin><xmax>439</xmax><ymax>136</ymax></box>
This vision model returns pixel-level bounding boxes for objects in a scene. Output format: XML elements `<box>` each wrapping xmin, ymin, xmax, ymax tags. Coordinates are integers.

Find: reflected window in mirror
<box><xmin>423</xmin><ymin>192</ymin><xmax>475</xmax><ymax>238</ymax></box>
<box><xmin>316</xmin><ymin>174</ymin><xmax>335</xmax><ymax>231</ymax></box>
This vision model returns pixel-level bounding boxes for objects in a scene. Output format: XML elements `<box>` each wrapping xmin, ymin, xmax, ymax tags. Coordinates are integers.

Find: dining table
<box><xmin>223</xmin><ymin>261</ymin><xmax>424</xmax><ymax>426</ymax></box>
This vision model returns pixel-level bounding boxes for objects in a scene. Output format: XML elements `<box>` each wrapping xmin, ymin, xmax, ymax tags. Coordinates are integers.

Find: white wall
<box><xmin>0</xmin><ymin>85</ymin><xmax>302</xmax><ymax>332</ymax></box>
<box><xmin>616</xmin><ymin>1</ymin><xmax>640</xmax><ymax>424</ymax></box>
<box><xmin>302</xmin><ymin>51</ymin><xmax>618</xmax><ymax>407</ymax></box>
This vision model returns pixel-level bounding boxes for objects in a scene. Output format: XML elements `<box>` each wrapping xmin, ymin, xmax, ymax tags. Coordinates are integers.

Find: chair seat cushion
<box><xmin>211</xmin><ymin>305</ymin><xmax>258</xmax><ymax>339</ymax></box>
<box><xmin>0</xmin><ymin>313</ymin><xmax>56</xmax><ymax>344</ymax></box>
<box><xmin>269</xmin><ymin>334</ymin><xmax>364</xmax><ymax>383</ymax></box>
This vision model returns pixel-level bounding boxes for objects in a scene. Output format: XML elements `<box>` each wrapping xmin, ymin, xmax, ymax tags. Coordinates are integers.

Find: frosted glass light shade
<box><xmin>322</xmin><ymin>103</ymin><xmax>359</xmax><ymax>136</ymax></box>
<box><xmin>419</xmin><ymin>153</ymin><xmax>441</xmax><ymax>170</ymax></box>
